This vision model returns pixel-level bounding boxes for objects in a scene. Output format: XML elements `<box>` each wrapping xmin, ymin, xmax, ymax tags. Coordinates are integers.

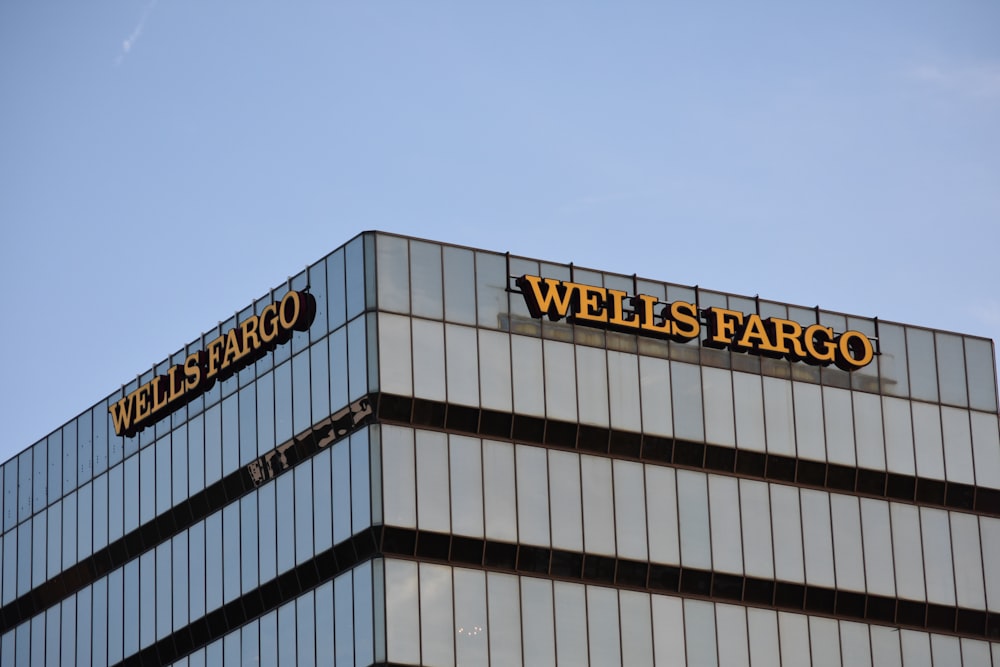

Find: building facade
<box><xmin>1</xmin><ymin>230</ymin><xmax>999</xmax><ymax>666</ymax></box>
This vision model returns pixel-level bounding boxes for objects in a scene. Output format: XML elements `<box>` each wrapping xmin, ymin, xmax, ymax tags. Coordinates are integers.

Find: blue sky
<box><xmin>1</xmin><ymin>1</ymin><xmax>998</xmax><ymax>463</ymax></box>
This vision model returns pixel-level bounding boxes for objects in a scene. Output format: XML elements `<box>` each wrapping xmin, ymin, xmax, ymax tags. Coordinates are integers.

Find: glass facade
<box><xmin>1</xmin><ymin>231</ymin><xmax>998</xmax><ymax>665</ymax></box>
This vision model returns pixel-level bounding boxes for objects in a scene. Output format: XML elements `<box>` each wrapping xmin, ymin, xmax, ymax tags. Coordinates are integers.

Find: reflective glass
<box><xmin>683</xmin><ymin>599</ymin><xmax>718</xmax><ymax>666</ymax></box>
<box><xmin>935</xmin><ymin>333</ymin><xmax>968</xmax><ymax>406</ymax></box>
<box><xmin>205</xmin><ymin>510</ymin><xmax>223</xmax><ymax>612</ymax></box>
<box><xmin>941</xmin><ymin>406</ymin><xmax>975</xmax><ymax>484</ymax></box>
<box><xmin>869</xmin><ymin>625</ymin><xmax>903</xmax><ymax>667</ymax></box>
<box><xmin>515</xmin><ymin>445</ymin><xmax>549</xmax><ymax>547</ymax></box>
<box><xmin>810</xmin><ymin>616</ymin><xmax>841</xmax><ymax>667</ymax></box>
<box><xmin>139</xmin><ymin>442</ymin><xmax>155</xmax><ymax>526</ymax></box>
<box><xmin>294</xmin><ymin>461</ymin><xmax>314</xmax><ymax>566</ymax></box>
<box><xmin>488</xmin><ymin>572</ymin><xmax>523</xmax><ymax>667</ymax></box>
<box><xmin>823</xmin><ymin>387</ymin><xmax>855</xmax><ymax>466</ymax></box>
<box><xmin>173</xmin><ymin>531</ymin><xmax>188</xmax><ymax>632</ymax></box>
<box><xmin>410</xmin><ymin>240</ymin><xmax>443</xmax><ymax>319</ymax></box>
<box><xmin>543</xmin><ymin>340</ymin><xmax>577</xmax><ymax>422</ymax></box>
<box><xmin>554</xmin><ymin>581</ymin><xmax>588</xmax><ymax>665</ymax></box>
<box><xmin>345</xmin><ymin>235</ymin><xmax>367</xmax><ymax>320</ymax></box>
<box><xmin>446</xmin><ymin>324</ymin><xmax>480</xmax><ymax>407</ymax></box>
<box><xmin>830</xmin><ymin>494</ymin><xmax>865</xmax><ymax>592</ymax></box>
<box><xmin>651</xmin><ymin>594</ymin><xmax>686</xmax><ymax>667</ymax></box>
<box><xmin>412</xmin><ymin>319</ymin><xmax>446</xmax><ymax>401</ymax></box>
<box><xmin>581</xmin><ymin>455</ymin><xmax>615</xmax><ymax>556</ymax></box>
<box><xmin>454</xmin><ymin>568</ymin><xmax>489</xmax><ymax>665</ymax></box>
<box><xmin>677</xmin><ymin>470</ymin><xmax>711</xmax><ymax>568</ymax></box>
<box><xmin>966</xmin><ymin>337</ymin><xmax>998</xmax><ymax>412</ymax></box>
<box><xmin>449</xmin><ymin>435</ymin><xmax>484</xmax><ymax>538</ymax></box>
<box><xmin>378</xmin><ymin>313</ymin><xmax>412</xmax><ymax>396</ymax></box>
<box><xmin>620</xmin><ymin>590</ymin><xmax>653</xmax><ymax>667</ymax></box>
<box><xmin>747</xmin><ymin>609</ymin><xmax>780</xmax><ymax>666</ymax></box>
<box><xmin>292</xmin><ymin>350</ymin><xmax>312</xmax><ymax>434</ymax></box>
<box><xmin>613</xmin><ymin>460</ymin><xmax>647</xmax><ymax>560</ymax></box>
<box><xmin>639</xmin><ymin>356</ymin><xmax>672</xmax><ymax>437</ymax></box>
<box><xmin>912</xmin><ymin>402</ymin><xmax>945</xmax><ymax>480</ymax></box>
<box><xmin>890</xmin><ymin>502</ymin><xmax>925</xmax><ymax>601</ymax></box>
<box><xmin>239</xmin><ymin>383</ymin><xmax>258</xmax><ymax>467</ymax></box>
<box><xmin>921</xmin><ymin>507</ymin><xmax>955</xmax><ymax>605</ymax></box>
<box><xmin>376</xmin><ymin>234</ymin><xmax>410</xmax><ymax>313</ymax></box>
<box><xmin>478</xmin><ymin>330</ymin><xmax>513</xmax><ymax>412</ymax></box>
<box><xmin>852</xmin><ymin>392</ymin><xmax>885</xmax><ymax>471</ymax></box>
<box><xmin>702</xmin><ymin>367</ymin><xmax>735</xmax><ymax>446</ymax></box>
<box><xmin>512</xmin><ymin>335</ymin><xmax>545</xmax><ymax>417</ymax></box>
<box><xmin>794</xmin><ymin>382</ymin><xmax>825</xmax><ymax>462</ymax></box>
<box><xmin>327</xmin><ymin>248</ymin><xmax>347</xmax><ymax>331</ymax></box>
<box><xmin>46</xmin><ymin>432</ymin><xmax>59</xmax><ymax>507</ymax></box>
<box><xmin>883</xmin><ymin>397</ymin><xmax>916</xmax><ymax>476</ymax></box>
<box><xmin>521</xmin><ymin>577</ymin><xmax>555</xmax><ymax>667</ymax></box>
<box><xmin>671</xmin><ymin>362</ymin><xmax>704</xmax><ymax>442</ymax></box>
<box><xmin>708</xmin><ymin>475</ymin><xmax>742</xmax><ymax>574</ymax></box>
<box><xmin>860</xmin><ymin>499</ymin><xmax>895</xmax><ymax>597</ymax></box>
<box><xmin>276</xmin><ymin>472</ymin><xmax>295</xmax><ymax>574</ymax></box>
<box><xmin>257</xmin><ymin>480</ymin><xmax>277</xmax><ymax>584</ymax></box>
<box><xmin>576</xmin><ymin>345</ymin><xmax>609</xmax><ymax>427</ymax></box>
<box><xmin>716</xmin><ymin>604</ymin><xmax>749</xmax><ymax>667</ymax></box>
<box><xmin>733</xmin><ymin>372</ymin><xmax>765</xmax><ymax>452</ymax></box>
<box><xmin>483</xmin><ymin>440</ymin><xmax>517</xmax><ymax>542</ymax></box>
<box><xmin>740</xmin><ymin>479</ymin><xmax>774</xmax><ymax>579</ymax></box>
<box><xmin>587</xmin><ymin>585</ymin><xmax>622</xmax><ymax>666</ymax></box>
<box><xmin>443</xmin><ymin>246</ymin><xmax>476</xmax><ymax>325</ymax></box>
<box><xmin>475</xmin><ymin>251</ymin><xmax>508</xmax><ymax>330</ymax></box>
<box><xmin>297</xmin><ymin>591</ymin><xmax>316</xmax><ymax>667</ymax></box>
<box><xmin>899</xmin><ymin>629</ymin><xmax>932</xmax><ymax>667</ymax></box>
<box><xmin>645</xmin><ymin>465</ymin><xmax>679</xmax><ymax>566</ymax></box>
<box><xmin>950</xmin><ymin>512</ymin><xmax>986</xmax><ymax>609</ymax></box>
<box><xmin>777</xmin><ymin>611</ymin><xmax>810</xmax><ymax>666</ymax></box>
<box><xmin>801</xmin><ymin>489</ymin><xmax>835</xmax><ymax>586</ymax></box>
<box><xmin>907</xmin><ymin>328</ymin><xmax>939</xmax><ymax>402</ymax></box>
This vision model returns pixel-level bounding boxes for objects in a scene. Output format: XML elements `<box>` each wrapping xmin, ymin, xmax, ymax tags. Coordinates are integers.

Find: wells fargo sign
<box><xmin>110</xmin><ymin>290</ymin><xmax>316</xmax><ymax>437</ymax></box>
<box><xmin>516</xmin><ymin>275</ymin><xmax>874</xmax><ymax>371</ymax></box>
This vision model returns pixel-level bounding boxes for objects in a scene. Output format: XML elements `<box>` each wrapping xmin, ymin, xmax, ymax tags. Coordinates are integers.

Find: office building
<box><xmin>1</xmin><ymin>231</ymin><xmax>999</xmax><ymax>665</ymax></box>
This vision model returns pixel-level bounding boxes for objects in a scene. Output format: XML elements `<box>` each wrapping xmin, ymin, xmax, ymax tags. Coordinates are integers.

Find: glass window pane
<box><xmin>479</xmin><ymin>330</ymin><xmax>512</xmax><ymax>412</ymax></box>
<box><xmin>581</xmin><ymin>455</ymin><xmax>615</xmax><ymax>557</ymax></box>
<box><xmin>449</xmin><ymin>435</ymin><xmax>483</xmax><ymax>538</ymax></box>
<box><xmin>906</xmin><ymin>328</ymin><xmax>938</xmax><ymax>402</ymax></box>
<box><xmin>576</xmin><ymin>346</ymin><xmax>609</xmax><ymax>427</ymax></box>
<box><xmin>645</xmin><ymin>465</ymin><xmax>679</xmax><ymax>566</ymax></box>
<box><xmin>381</xmin><ymin>426</ymin><xmax>416</xmax><ymax>529</ymax></box>
<box><xmin>416</xmin><ymin>431</ymin><xmax>451</xmax><ymax>534</ymax></box>
<box><xmin>543</xmin><ymin>340</ymin><xmax>577</xmax><ymax>422</ymax></box>
<box><xmin>446</xmin><ymin>325</ymin><xmax>480</xmax><ymax>407</ymax></box>
<box><xmin>935</xmin><ymin>333</ymin><xmax>968</xmax><ymax>406</ymax></box>
<box><xmin>853</xmin><ymin>392</ymin><xmax>885</xmax><ymax>471</ymax></box>
<box><xmin>639</xmin><ymin>356</ymin><xmax>672</xmax><ymax>438</ymax></box>
<box><xmin>671</xmin><ymin>362</ymin><xmax>703</xmax><ymax>442</ymax></box>
<box><xmin>554</xmin><ymin>581</ymin><xmax>588</xmax><ymax>666</ymax></box>
<box><xmin>708</xmin><ymin>476</ymin><xmax>742</xmax><ymax>574</ymax></box>
<box><xmin>376</xmin><ymin>234</ymin><xmax>409</xmax><ymax>313</ymax></box>
<box><xmin>412</xmin><ymin>320</ymin><xmax>446</xmax><ymax>401</ymax></box>
<box><xmin>801</xmin><ymin>489</ymin><xmax>835</xmax><ymax>587</ymax></box>
<box><xmin>716</xmin><ymin>604</ymin><xmax>749</xmax><ymax>667</ymax></box>
<box><xmin>823</xmin><ymin>387</ymin><xmax>855</xmax><ymax>466</ymax></box>
<box><xmin>747</xmin><ymin>609</ymin><xmax>780</xmax><ymax>666</ymax></box>
<box><xmin>702</xmin><ymin>367</ymin><xmax>735</xmax><ymax>447</ymax></box>
<box><xmin>483</xmin><ymin>440</ymin><xmax>517</xmax><ymax>542</ymax></box>
<box><xmin>586</xmin><ymin>585</ymin><xmax>621</xmax><ymax>666</ymax></box>
<box><xmin>883</xmin><ymin>397</ymin><xmax>915</xmax><ymax>476</ymax></box>
<box><xmin>878</xmin><ymin>322</ymin><xmax>909</xmax><ymax>396</ymax></box>
<box><xmin>912</xmin><ymin>403</ymin><xmax>944</xmax><ymax>480</ymax></box>
<box><xmin>966</xmin><ymin>337</ymin><xmax>998</xmax><ymax>412</ymax></box>
<box><xmin>683</xmin><ymin>600</ymin><xmax>718</xmax><ymax>667</ymax></box>
<box><xmin>443</xmin><ymin>246</ymin><xmax>476</xmax><ymax>325</ymax></box>
<box><xmin>921</xmin><ymin>507</ymin><xmax>955</xmax><ymax>605</ymax></box>
<box><xmin>475</xmin><ymin>251</ymin><xmax>508</xmax><ymax>330</ymax></box>
<box><xmin>830</xmin><ymin>495</ymin><xmax>865</xmax><ymax>592</ymax></box>
<box><xmin>487</xmin><ymin>572</ymin><xmax>522</xmax><ymax>667</ymax></box>
<box><xmin>677</xmin><ymin>470</ymin><xmax>711</xmax><ymax>569</ymax></box>
<box><xmin>516</xmin><ymin>445</ymin><xmax>549</xmax><ymax>547</ymax></box>
<box><xmin>777</xmin><ymin>611</ymin><xmax>810</xmax><ymax>666</ymax></box>
<box><xmin>455</xmin><ymin>568</ymin><xmax>489</xmax><ymax>665</ymax></box>
<box><xmin>521</xmin><ymin>577</ymin><xmax>555</xmax><ymax>667</ymax></box>
<box><xmin>740</xmin><ymin>479</ymin><xmax>773</xmax><ymax>579</ymax></box>
<box><xmin>890</xmin><ymin>502</ymin><xmax>925</xmax><ymax>601</ymax></box>
<box><xmin>794</xmin><ymin>383</ymin><xmax>825</xmax><ymax>462</ymax></box>
<box><xmin>860</xmin><ymin>499</ymin><xmax>895</xmax><ymax>597</ymax></box>
<box><xmin>941</xmin><ymin>407</ymin><xmax>975</xmax><ymax>485</ymax></box>
<box><xmin>613</xmin><ymin>460</ymin><xmax>647</xmax><ymax>561</ymax></box>
<box><xmin>378</xmin><ymin>314</ymin><xmax>412</xmax><ymax>396</ymax></box>
<box><xmin>651</xmin><ymin>594</ymin><xmax>686</xmax><ymax>666</ymax></box>
<box><xmin>409</xmin><ymin>240</ymin><xmax>443</xmax><ymax>319</ymax></box>
<box><xmin>608</xmin><ymin>351</ymin><xmax>641</xmax><ymax>432</ymax></box>
<box><xmin>950</xmin><ymin>512</ymin><xmax>986</xmax><ymax>609</ymax></box>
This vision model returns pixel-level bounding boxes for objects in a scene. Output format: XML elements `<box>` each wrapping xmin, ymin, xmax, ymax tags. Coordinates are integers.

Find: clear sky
<box><xmin>1</xmin><ymin>1</ymin><xmax>998</xmax><ymax>464</ymax></box>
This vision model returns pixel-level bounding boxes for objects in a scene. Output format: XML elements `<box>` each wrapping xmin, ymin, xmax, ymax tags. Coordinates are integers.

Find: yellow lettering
<box><xmin>206</xmin><ymin>335</ymin><xmax>226</xmax><ymax>379</ymax></box>
<box><xmin>185</xmin><ymin>351</ymin><xmax>204</xmax><ymax>392</ymax></box>
<box><xmin>634</xmin><ymin>294</ymin><xmax>672</xmax><ymax>336</ymax></box>
<box><xmin>607</xmin><ymin>289</ymin><xmax>640</xmax><ymax>329</ymax></box>
<box><xmin>704</xmin><ymin>307</ymin><xmax>743</xmax><ymax>348</ymax></box>
<box><xmin>836</xmin><ymin>331</ymin><xmax>874</xmax><ymax>370</ymax></box>
<box><xmin>572</xmin><ymin>284</ymin><xmax>608</xmax><ymax>324</ymax></box>
<box><xmin>516</xmin><ymin>275</ymin><xmax>577</xmax><ymax>321</ymax></box>
<box><xmin>669</xmin><ymin>301</ymin><xmax>700</xmax><ymax>340</ymax></box>
<box><xmin>769</xmin><ymin>318</ymin><xmax>806</xmax><ymax>358</ymax></box>
<box><xmin>167</xmin><ymin>365</ymin><xmax>186</xmax><ymax>403</ymax></box>
<box><xmin>804</xmin><ymin>324</ymin><xmax>837</xmax><ymax>363</ymax></box>
<box><xmin>150</xmin><ymin>376</ymin><xmax>168</xmax><ymax>415</ymax></box>
<box><xmin>259</xmin><ymin>304</ymin><xmax>280</xmax><ymax>344</ymax></box>
<box><xmin>737</xmin><ymin>314</ymin><xmax>781</xmax><ymax>353</ymax></box>
<box><xmin>135</xmin><ymin>385</ymin><xmax>152</xmax><ymax>422</ymax></box>
<box><xmin>109</xmin><ymin>395</ymin><xmax>136</xmax><ymax>437</ymax></box>
<box><xmin>241</xmin><ymin>314</ymin><xmax>261</xmax><ymax>356</ymax></box>
<box><xmin>222</xmin><ymin>329</ymin><xmax>242</xmax><ymax>369</ymax></box>
<box><xmin>279</xmin><ymin>291</ymin><xmax>302</xmax><ymax>330</ymax></box>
